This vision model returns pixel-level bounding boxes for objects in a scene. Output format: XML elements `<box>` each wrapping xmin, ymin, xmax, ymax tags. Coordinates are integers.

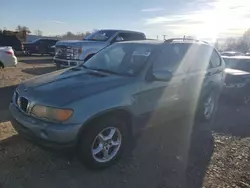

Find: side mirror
<box><xmin>153</xmin><ymin>70</ymin><xmax>172</xmax><ymax>81</ymax></box>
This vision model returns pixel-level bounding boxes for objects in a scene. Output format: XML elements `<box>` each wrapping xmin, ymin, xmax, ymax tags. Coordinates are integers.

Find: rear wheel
<box><xmin>197</xmin><ymin>90</ymin><xmax>219</xmax><ymax>123</ymax></box>
<box><xmin>77</xmin><ymin>116</ymin><xmax>129</xmax><ymax>169</ymax></box>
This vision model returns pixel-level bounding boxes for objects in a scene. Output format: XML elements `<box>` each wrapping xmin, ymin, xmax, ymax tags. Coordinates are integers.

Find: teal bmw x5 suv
<box><xmin>10</xmin><ymin>38</ymin><xmax>225</xmax><ymax>169</ymax></box>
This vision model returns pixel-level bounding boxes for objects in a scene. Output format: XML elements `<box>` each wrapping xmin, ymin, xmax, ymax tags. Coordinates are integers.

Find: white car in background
<box><xmin>0</xmin><ymin>46</ymin><xmax>17</xmax><ymax>68</ymax></box>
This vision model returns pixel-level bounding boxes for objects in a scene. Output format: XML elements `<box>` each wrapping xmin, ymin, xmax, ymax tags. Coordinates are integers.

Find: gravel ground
<box><xmin>0</xmin><ymin>56</ymin><xmax>249</xmax><ymax>188</ymax></box>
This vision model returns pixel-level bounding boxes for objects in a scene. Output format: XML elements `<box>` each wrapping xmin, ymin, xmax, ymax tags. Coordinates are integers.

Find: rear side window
<box><xmin>210</xmin><ymin>50</ymin><xmax>221</xmax><ymax>68</ymax></box>
<box><xmin>184</xmin><ymin>45</ymin><xmax>212</xmax><ymax>72</ymax></box>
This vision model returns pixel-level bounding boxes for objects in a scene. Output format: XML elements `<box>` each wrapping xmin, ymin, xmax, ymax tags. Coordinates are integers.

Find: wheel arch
<box><xmin>77</xmin><ymin>108</ymin><xmax>134</xmax><ymax>140</ymax></box>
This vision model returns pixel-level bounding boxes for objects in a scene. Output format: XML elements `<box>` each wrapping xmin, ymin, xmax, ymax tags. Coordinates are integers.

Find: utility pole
<box><xmin>162</xmin><ymin>35</ymin><xmax>167</xmax><ymax>40</ymax></box>
<box><xmin>156</xmin><ymin>35</ymin><xmax>159</xmax><ymax>40</ymax></box>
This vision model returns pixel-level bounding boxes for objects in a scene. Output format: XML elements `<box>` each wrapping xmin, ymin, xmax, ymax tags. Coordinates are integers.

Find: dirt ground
<box><xmin>0</xmin><ymin>56</ymin><xmax>249</xmax><ymax>188</ymax></box>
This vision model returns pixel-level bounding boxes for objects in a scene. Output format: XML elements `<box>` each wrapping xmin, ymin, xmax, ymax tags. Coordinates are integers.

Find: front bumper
<box><xmin>53</xmin><ymin>58</ymin><xmax>84</xmax><ymax>68</ymax></box>
<box><xmin>9</xmin><ymin>103</ymin><xmax>81</xmax><ymax>151</ymax></box>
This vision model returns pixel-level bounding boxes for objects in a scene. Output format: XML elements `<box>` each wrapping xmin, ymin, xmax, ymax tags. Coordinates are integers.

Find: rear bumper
<box><xmin>53</xmin><ymin>58</ymin><xmax>84</xmax><ymax>68</ymax></box>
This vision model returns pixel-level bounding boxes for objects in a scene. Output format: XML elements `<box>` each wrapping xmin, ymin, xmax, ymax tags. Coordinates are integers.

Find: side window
<box><xmin>187</xmin><ymin>45</ymin><xmax>213</xmax><ymax>72</ymax></box>
<box><xmin>210</xmin><ymin>50</ymin><xmax>221</xmax><ymax>68</ymax></box>
<box><xmin>153</xmin><ymin>44</ymin><xmax>187</xmax><ymax>73</ymax></box>
<box><xmin>48</xmin><ymin>40</ymin><xmax>57</xmax><ymax>46</ymax></box>
<box><xmin>116</xmin><ymin>33</ymin><xmax>139</xmax><ymax>41</ymax></box>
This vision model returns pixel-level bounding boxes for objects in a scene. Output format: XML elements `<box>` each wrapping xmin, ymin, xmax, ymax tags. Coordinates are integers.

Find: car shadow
<box><xmin>0</xmin><ymin>114</ymin><xmax>211</xmax><ymax>188</ymax></box>
<box><xmin>0</xmin><ymin>85</ymin><xmax>17</xmax><ymax>123</ymax></box>
<box><xmin>18</xmin><ymin>56</ymin><xmax>53</xmax><ymax>65</ymax></box>
<box><xmin>22</xmin><ymin>66</ymin><xmax>57</xmax><ymax>75</ymax></box>
<box><xmin>212</xmin><ymin>102</ymin><xmax>250</xmax><ymax>138</ymax></box>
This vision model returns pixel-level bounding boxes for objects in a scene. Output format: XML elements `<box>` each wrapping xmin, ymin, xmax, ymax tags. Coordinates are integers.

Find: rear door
<box><xmin>206</xmin><ymin>48</ymin><xmax>224</xmax><ymax>89</ymax></box>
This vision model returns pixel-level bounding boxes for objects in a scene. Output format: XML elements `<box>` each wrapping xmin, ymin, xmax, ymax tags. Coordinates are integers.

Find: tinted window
<box><xmin>117</xmin><ymin>33</ymin><xmax>145</xmax><ymax>41</ymax></box>
<box><xmin>224</xmin><ymin>58</ymin><xmax>250</xmax><ymax>72</ymax></box>
<box><xmin>85</xmin><ymin>30</ymin><xmax>116</xmax><ymax>41</ymax></box>
<box><xmin>187</xmin><ymin>45</ymin><xmax>213</xmax><ymax>72</ymax></box>
<box><xmin>153</xmin><ymin>44</ymin><xmax>188</xmax><ymax>73</ymax></box>
<box><xmin>210</xmin><ymin>50</ymin><xmax>221</xmax><ymax>68</ymax></box>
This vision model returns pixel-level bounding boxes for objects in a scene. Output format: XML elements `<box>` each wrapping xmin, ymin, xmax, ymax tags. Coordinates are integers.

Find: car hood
<box><xmin>224</xmin><ymin>68</ymin><xmax>250</xmax><ymax>76</ymax></box>
<box><xmin>18</xmin><ymin>68</ymin><xmax>133</xmax><ymax>106</ymax></box>
<box><xmin>56</xmin><ymin>40</ymin><xmax>107</xmax><ymax>48</ymax></box>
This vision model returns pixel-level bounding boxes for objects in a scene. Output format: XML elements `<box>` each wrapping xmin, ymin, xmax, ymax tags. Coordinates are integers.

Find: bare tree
<box><xmin>16</xmin><ymin>25</ymin><xmax>31</xmax><ymax>34</ymax></box>
<box><xmin>34</xmin><ymin>30</ymin><xmax>43</xmax><ymax>36</ymax></box>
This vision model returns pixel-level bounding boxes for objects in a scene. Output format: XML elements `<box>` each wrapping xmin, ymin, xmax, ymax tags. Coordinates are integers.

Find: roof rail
<box><xmin>164</xmin><ymin>38</ymin><xmax>209</xmax><ymax>44</ymax></box>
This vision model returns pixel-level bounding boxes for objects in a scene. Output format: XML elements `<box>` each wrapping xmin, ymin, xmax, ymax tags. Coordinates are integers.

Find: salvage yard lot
<box><xmin>0</xmin><ymin>56</ymin><xmax>250</xmax><ymax>188</ymax></box>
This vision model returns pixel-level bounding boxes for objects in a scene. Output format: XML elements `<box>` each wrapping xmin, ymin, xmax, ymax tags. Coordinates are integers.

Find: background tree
<box><xmin>34</xmin><ymin>30</ymin><xmax>43</xmax><ymax>36</ymax></box>
<box><xmin>16</xmin><ymin>25</ymin><xmax>31</xmax><ymax>34</ymax></box>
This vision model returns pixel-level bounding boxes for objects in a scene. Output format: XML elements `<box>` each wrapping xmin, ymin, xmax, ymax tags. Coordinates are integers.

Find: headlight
<box><xmin>31</xmin><ymin>105</ymin><xmax>73</xmax><ymax>122</ymax></box>
<box><xmin>72</xmin><ymin>48</ymin><xmax>83</xmax><ymax>59</ymax></box>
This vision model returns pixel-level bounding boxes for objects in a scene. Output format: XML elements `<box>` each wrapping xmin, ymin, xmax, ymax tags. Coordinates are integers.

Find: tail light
<box><xmin>5</xmin><ymin>51</ymin><xmax>14</xmax><ymax>56</ymax></box>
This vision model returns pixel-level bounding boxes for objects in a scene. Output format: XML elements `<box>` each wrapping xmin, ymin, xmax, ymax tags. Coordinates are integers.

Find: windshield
<box><xmin>224</xmin><ymin>58</ymin><xmax>250</xmax><ymax>71</ymax></box>
<box><xmin>84</xmin><ymin>30</ymin><xmax>116</xmax><ymax>41</ymax></box>
<box><xmin>83</xmin><ymin>43</ymin><xmax>154</xmax><ymax>76</ymax></box>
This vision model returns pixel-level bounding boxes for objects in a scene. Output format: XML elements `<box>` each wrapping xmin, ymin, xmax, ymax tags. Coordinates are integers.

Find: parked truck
<box><xmin>54</xmin><ymin>29</ymin><xmax>146</xmax><ymax>69</ymax></box>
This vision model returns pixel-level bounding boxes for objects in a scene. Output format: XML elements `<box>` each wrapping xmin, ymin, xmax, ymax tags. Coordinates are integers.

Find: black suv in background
<box><xmin>23</xmin><ymin>38</ymin><xmax>58</xmax><ymax>56</ymax></box>
<box><xmin>222</xmin><ymin>56</ymin><xmax>250</xmax><ymax>103</ymax></box>
<box><xmin>0</xmin><ymin>33</ymin><xmax>24</xmax><ymax>54</ymax></box>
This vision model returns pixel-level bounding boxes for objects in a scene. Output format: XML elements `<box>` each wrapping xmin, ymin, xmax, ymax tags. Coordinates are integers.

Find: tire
<box><xmin>197</xmin><ymin>90</ymin><xmax>219</xmax><ymax>123</ymax></box>
<box><xmin>77</xmin><ymin>115</ymin><xmax>129</xmax><ymax>169</ymax></box>
<box><xmin>56</xmin><ymin>63</ymin><xmax>61</xmax><ymax>70</ymax></box>
<box><xmin>0</xmin><ymin>62</ymin><xmax>4</xmax><ymax>69</ymax></box>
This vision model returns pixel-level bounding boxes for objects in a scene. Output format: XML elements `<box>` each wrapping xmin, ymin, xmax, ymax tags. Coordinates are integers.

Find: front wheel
<box><xmin>77</xmin><ymin>116</ymin><xmax>129</xmax><ymax>169</ymax></box>
<box><xmin>56</xmin><ymin>63</ymin><xmax>61</xmax><ymax>70</ymax></box>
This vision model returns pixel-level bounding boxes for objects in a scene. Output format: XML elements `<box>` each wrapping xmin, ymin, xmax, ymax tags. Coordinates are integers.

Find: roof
<box><xmin>100</xmin><ymin>29</ymin><xmax>145</xmax><ymax>34</ymax></box>
<box><xmin>119</xmin><ymin>40</ymin><xmax>163</xmax><ymax>45</ymax></box>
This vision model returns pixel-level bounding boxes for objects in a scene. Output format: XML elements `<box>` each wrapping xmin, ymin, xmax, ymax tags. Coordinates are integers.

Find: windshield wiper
<box><xmin>88</xmin><ymin>68</ymin><xmax>121</xmax><ymax>75</ymax></box>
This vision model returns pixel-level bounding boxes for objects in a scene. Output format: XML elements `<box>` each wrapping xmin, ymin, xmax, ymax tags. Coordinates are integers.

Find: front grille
<box><xmin>19</xmin><ymin>97</ymin><xmax>29</xmax><ymax>113</ymax></box>
<box><xmin>55</xmin><ymin>45</ymin><xmax>73</xmax><ymax>60</ymax></box>
<box><xmin>14</xmin><ymin>92</ymin><xmax>18</xmax><ymax>104</ymax></box>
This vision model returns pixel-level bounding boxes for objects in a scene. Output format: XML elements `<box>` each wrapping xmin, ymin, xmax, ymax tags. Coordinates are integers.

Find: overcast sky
<box><xmin>1</xmin><ymin>0</ymin><xmax>250</xmax><ymax>39</ymax></box>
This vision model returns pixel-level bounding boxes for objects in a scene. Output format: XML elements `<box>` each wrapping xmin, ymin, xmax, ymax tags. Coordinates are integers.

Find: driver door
<box><xmin>134</xmin><ymin>45</ymin><xmax>187</xmax><ymax>126</ymax></box>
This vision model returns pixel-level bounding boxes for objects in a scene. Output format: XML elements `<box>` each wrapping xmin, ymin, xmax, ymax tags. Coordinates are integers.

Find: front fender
<box><xmin>79</xmin><ymin>48</ymin><xmax>101</xmax><ymax>60</ymax></box>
